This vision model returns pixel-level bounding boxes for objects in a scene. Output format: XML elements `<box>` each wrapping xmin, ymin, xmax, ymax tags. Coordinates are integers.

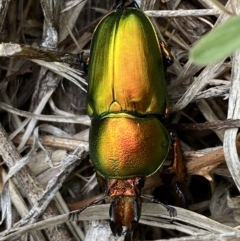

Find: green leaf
<box><xmin>189</xmin><ymin>15</ymin><xmax>240</xmax><ymax>66</ymax></box>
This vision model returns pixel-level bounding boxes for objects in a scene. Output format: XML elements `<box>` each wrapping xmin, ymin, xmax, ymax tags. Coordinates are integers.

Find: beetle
<box><xmin>70</xmin><ymin>0</ymin><xmax>186</xmax><ymax>237</ymax></box>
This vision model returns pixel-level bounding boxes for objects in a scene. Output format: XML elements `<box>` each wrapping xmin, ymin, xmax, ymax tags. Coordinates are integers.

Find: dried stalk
<box><xmin>0</xmin><ymin>123</ymin><xmax>70</xmax><ymax>240</ymax></box>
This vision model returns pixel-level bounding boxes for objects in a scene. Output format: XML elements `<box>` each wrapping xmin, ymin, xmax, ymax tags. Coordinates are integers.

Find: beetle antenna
<box><xmin>141</xmin><ymin>195</ymin><xmax>177</xmax><ymax>217</ymax></box>
<box><xmin>77</xmin><ymin>52</ymin><xmax>89</xmax><ymax>74</ymax></box>
<box><xmin>69</xmin><ymin>195</ymin><xmax>108</xmax><ymax>221</ymax></box>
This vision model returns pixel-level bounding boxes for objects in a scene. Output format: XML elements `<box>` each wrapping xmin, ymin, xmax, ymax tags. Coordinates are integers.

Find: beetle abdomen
<box><xmin>87</xmin><ymin>8</ymin><xmax>166</xmax><ymax>117</ymax></box>
<box><xmin>89</xmin><ymin>114</ymin><xmax>170</xmax><ymax>179</ymax></box>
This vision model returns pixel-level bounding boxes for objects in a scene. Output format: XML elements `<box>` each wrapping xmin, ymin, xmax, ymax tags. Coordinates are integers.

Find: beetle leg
<box><xmin>68</xmin><ymin>195</ymin><xmax>107</xmax><ymax>221</ymax></box>
<box><xmin>78</xmin><ymin>52</ymin><xmax>89</xmax><ymax>74</ymax></box>
<box><xmin>161</xmin><ymin>132</ymin><xmax>188</xmax><ymax>208</ymax></box>
<box><xmin>141</xmin><ymin>195</ymin><xmax>177</xmax><ymax>217</ymax></box>
<box><xmin>168</xmin><ymin>132</ymin><xmax>186</xmax><ymax>183</ymax></box>
<box><xmin>163</xmin><ymin>97</ymin><xmax>170</xmax><ymax>120</ymax></box>
<box><xmin>173</xmin><ymin>182</ymin><xmax>189</xmax><ymax>209</ymax></box>
<box><xmin>160</xmin><ymin>41</ymin><xmax>174</xmax><ymax>70</ymax></box>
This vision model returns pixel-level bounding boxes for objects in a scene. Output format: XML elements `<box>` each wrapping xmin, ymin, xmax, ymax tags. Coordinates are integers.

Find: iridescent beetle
<box><xmin>70</xmin><ymin>0</ymin><xmax>186</xmax><ymax>236</ymax></box>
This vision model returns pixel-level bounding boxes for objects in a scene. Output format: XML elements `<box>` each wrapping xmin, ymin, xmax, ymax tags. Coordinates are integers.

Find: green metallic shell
<box><xmin>87</xmin><ymin>7</ymin><xmax>166</xmax><ymax>117</ymax></box>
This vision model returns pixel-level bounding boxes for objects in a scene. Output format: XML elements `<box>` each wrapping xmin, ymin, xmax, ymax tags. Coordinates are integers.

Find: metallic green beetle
<box><xmin>87</xmin><ymin>2</ymin><xmax>170</xmax><ymax>175</ymax></box>
<box><xmin>71</xmin><ymin>0</ymin><xmax>185</xmax><ymax>237</ymax></box>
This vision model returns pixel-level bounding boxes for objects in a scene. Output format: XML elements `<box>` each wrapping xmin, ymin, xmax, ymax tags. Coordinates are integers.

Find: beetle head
<box><xmin>106</xmin><ymin>177</ymin><xmax>145</xmax><ymax>236</ymax></box>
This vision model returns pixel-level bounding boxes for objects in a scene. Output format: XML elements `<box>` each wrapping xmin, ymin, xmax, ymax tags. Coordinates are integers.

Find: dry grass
<box><xmin>0</xmin><ymin>0</ymin><xmax>240</xmax><ymax>240</ymax></box>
